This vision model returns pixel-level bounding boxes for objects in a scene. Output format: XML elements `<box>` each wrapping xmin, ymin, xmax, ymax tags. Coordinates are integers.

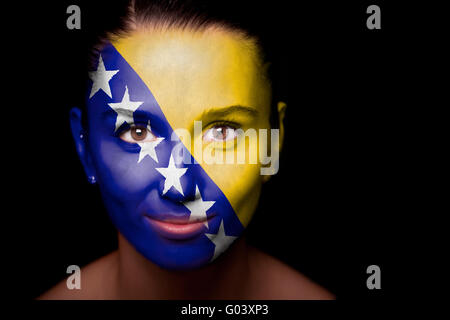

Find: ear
<box><xmin>277</xmin><ymin>101</ymin><xmax>287</xmax><ymax>153</ymax></box>
<box><xmin>69</xmin><ymin>107</ymin><xmax>97</xmax><ymax>184</ymax></box>
<box><xmin>262</xmin><ymin>101</ymin><xmax>287</xmax><ymax>183</ymax></box>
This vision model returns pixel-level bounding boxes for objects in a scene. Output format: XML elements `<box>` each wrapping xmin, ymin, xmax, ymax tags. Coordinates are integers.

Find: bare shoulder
<box><xmin>37</xmin><ymin>251</ymin><xmax>119</xmax><ymax>300</ymax></box>
<box><xmin>248</xmin><ymin>247</ymin><xmax>336</xmax><ymax>300</ymax></box>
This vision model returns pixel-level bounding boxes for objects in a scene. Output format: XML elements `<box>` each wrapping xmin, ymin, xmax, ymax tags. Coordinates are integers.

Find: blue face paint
<box><xmin>81</xmin><ymin>43</ymin><xmax>244</xmax><ymax>270</ymax></box>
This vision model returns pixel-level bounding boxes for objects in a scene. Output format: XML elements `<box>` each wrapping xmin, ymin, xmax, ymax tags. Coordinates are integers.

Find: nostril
<box><xmin>179</xmin><ymin>175</ymin><xmax>197</xmax><ymax>201</ymax></box>
<box><xmin>157</xmin><ymin>173</ymin><xmax>198</xmax><ymax>203</ymax></box>
<box><xmin>182</xmin><ymin>190</ymin><xmax>197</xmax><ymax>202</ymax></box>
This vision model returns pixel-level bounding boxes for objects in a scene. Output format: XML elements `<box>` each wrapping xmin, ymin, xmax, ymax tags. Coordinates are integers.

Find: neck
<box><xmin>116</xmin><ymin>233</ymin><xmax>252</xmax><ymax>299</ymax></box>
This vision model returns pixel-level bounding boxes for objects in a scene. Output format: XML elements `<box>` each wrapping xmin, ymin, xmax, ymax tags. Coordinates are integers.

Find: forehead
<box><xmin>111</xmin><ymin>27</ymin><xmax>270</xmax><ymax>128</ymax></box>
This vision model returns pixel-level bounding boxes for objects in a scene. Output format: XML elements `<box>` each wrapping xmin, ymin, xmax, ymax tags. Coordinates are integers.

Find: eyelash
<box><xmin>205</xmin><ymin>120</ymin><xmax>239</xmax><ymax>130</ymax></box>
<box><xmin>115</xmin><ymin>122</ymin><xmax>146</xmax><ymax>135</ymax></box>
<box><xmin>203</xmin><ymin>121</ymin><xmax>242</xmax><ymax>144</ymax></box>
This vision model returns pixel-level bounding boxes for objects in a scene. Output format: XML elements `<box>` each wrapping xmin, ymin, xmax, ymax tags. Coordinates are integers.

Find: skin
<box><xmin>39</xmin><ymin>26</ymin><xmax>334</xmax><ymax>299</ymax></box>
<box><xmin>112</xmin><ymin>27</ymin><xmax>273</xmax><ymax>227</ymax></box>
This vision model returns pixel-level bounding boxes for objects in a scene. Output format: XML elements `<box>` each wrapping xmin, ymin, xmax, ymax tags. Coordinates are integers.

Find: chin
<box><xmin>133</xmin><ymin>236</ymin><xmax>217</xmax><ymax>271</ymax></box>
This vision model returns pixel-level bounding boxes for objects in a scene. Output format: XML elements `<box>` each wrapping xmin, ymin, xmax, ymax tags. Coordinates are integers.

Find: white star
<box><xmin>137</xmin><ymin>121</ymin><xmax>164</xmax><ymax>163</ymax></box>
<box><xmin>108</xmin><ymin>86</ymin><xmax>144</xmax><ymax>131</ymax></box>
<box><xmin>155</xmin><ymin>154</ymin><xmax>188</xmax><ymax>195</ymax></box>
<box><xmin>89</xmin><ymin>54</ymin><xmax>119</xmax><ymax>99</ymax></box>
<box><xmin>183</xmin><ymin>185</ymin><xmax>215</xmax><ymax>227</ymax></box>
<box><xmin>205</xmin><ymin>219</ymin><xmax>238</xmax><ymax>261</ymax></box>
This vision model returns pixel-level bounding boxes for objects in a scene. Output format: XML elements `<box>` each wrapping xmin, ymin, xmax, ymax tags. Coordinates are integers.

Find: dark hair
<box><xmin>78</xmin><ymin>0</ymin><xmax>286</xmax><ymax>128</ymax></box>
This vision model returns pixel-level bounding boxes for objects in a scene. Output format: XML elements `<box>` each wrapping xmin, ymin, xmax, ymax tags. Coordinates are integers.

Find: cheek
<box><xmin>198</xmin><ymin>132</ymin><xmax>268</xmax><ymax>227</ymax></box>
<box><xmin>205</xmin><ymin>162</ymin><xmax>262</xmax><ymax>227</ymax></box>
<box><xmin>93</xmin><ymin>139</ymin><xmax>160</xmax><ymax>198</ymax></box>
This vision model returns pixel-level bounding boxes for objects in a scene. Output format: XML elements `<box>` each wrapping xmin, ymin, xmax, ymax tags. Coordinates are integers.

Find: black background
<box><xmin>5</xmin><ymin>0</ymin><xmax>416</xmax><ymax>302</ymax></box>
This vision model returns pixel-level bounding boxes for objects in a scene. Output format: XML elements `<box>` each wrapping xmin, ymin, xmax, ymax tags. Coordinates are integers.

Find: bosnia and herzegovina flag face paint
<box><xmin>82</xmin><ymin>29</ymin><xmax>272</xmax><ymax>270</ymax></box>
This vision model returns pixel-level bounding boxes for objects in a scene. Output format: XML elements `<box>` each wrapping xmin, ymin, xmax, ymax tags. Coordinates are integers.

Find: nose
<box><xmin>158</xmin><ymin>177</ymin><xmax>196</xmax><ymax>202</ymax></box>
<box><xmin>158</xmin><ymin>142</ymin><xmax>197</xmax><ymax>202</ymax></box>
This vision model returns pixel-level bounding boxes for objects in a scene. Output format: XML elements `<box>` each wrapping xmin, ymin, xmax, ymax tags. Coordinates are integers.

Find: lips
<box><xmin>144</xmin><ymin>215</ymin><xmax>215</xmax><ymax>240</ymax></box>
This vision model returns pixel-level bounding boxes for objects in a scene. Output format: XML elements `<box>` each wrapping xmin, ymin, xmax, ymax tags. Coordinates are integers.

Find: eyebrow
<box><xmin>199</xmin><ymin>105</ymin><xmax>259</xmax><ymax>119</ymax></box>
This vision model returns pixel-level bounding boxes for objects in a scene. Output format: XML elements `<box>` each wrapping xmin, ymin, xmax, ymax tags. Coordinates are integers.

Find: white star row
<box><xmin>90</xmin><ymin>54</ymin><xmax>233</xmax><ymax>259</ymax></box>
<box><xmin>90</xmin><ymin>54</ymin><xmax>164</xmax><ymax>165</ymax></box>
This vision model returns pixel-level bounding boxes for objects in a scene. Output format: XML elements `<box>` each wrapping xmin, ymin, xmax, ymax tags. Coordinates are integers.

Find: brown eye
<box><xmin>130</xmin><ymin>126</ymin><xmax>147</xmax><ymax>141</ymax></box>
<box><xmin>213</xmin><ymin>126</ymin><xmax>227</xmax><ymax>140</ymax></box>
<box><xmin>120</xmin><ymin>124</ymin><xmax>157</xmax><ymax>143</ymax></box>
<box><xmin>203</xmin><ymin>125</ymin><xmax>239</xmax><ymax>142</ymax></box>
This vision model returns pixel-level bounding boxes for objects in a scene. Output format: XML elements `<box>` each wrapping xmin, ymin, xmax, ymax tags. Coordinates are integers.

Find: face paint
<box><xmin>82</xmin><ymin>29</ymin><xmax>271</xmax><ymax>270</ymax></box>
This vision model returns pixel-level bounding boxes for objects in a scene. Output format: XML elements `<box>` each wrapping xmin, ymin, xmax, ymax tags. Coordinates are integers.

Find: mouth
<box><xmin>144</xmin><ymin>215</ymin><xmax>215</xmax><ymax>240</ymax></box>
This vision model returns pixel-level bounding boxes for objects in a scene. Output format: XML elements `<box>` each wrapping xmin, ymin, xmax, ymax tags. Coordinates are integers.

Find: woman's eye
<box><xmin>203</xmin><ymin>125</ymin><xmax>239</xmax><ymax>142</ymax></box>
<box><xmin>119</xmin><ymin>125</ymin><xmax>157</xmax><ymax>143</ymax></box>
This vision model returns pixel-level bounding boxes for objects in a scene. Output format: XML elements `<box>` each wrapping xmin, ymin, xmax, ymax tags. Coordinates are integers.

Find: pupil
<box><xmin>215</xmin><ymin>127</ymin><xmax>225</xmax><ymax>139</ymax></box>
<box><xmin>131</xmin><ymin>126</ymin><xmax>147</xmax><ymax>140</ymax></box>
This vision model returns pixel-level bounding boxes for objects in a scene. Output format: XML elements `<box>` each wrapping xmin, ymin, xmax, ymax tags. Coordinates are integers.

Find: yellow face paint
<box><xmin>112</xmin><ymin>26</ymin><xmax>273</xmax><ymax>227</ymax></box>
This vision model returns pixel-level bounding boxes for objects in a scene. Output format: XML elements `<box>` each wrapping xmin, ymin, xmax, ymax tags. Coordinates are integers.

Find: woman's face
<box><xmin>73</xmin><ymin>27</ymin><xmax>277</xmax><ymax>270</ymax></box>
